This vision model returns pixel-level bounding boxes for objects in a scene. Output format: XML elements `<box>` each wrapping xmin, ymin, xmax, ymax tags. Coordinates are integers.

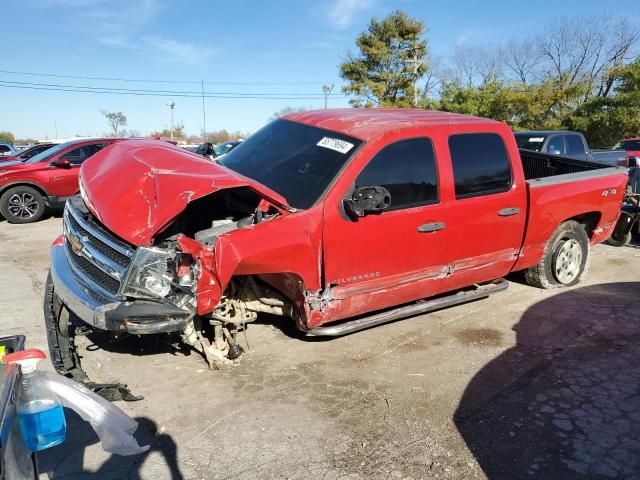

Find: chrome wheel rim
<box><xmin>554</xmin><ymin>239</ymin><xmax>582</xmax><ymax>284</ymax></box>
<box><xmin>7</xmin><ymin>192</ymin><xmax>39</xmax><ymax>219</ymax></box>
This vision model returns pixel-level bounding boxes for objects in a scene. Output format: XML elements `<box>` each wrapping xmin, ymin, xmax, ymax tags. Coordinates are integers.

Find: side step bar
<box><xmin>306</xmin><ymin>278</ymin><xmax>508</xmax><ymax>337</ymax></box>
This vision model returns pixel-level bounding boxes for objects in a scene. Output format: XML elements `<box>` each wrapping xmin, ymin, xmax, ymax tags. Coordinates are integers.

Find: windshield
<box><xmin>613</xmin><ymin>140</ymin><xmax>640</xmax><ymax>151</ymax></box>
<box><xmin>515</xmin><ymin>133</ymin><xmax>547</xmax><ymax>152</ymax></box>
<box><xmin>24</xmin><ymin>143</ymin><xmax>67</xmax><ymax>164</ymax></box>
<box><xmin>220</xmin><ymin>120</ymin><xmax>362</xmax><ymax>209</ymax></box>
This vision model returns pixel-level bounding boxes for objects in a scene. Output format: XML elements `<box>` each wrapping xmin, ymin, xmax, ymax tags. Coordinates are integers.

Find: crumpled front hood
<box><xmin>80</xmin><ymin>140</ymin><xmax>290</xmax><ymax>246</ymax></box>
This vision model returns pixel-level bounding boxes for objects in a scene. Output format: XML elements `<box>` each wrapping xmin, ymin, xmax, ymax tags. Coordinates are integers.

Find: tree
<box><xmin>566</xmin><ymin>58</ymin><xmax>640</xmax><ymax>146</ymax></box>
<box><xmin>0</xmin><ymin>131</ymin><xmax>15</xmax><ymax>143</ymax></box>
<box><xmin>101</xmin><ymin>110</ymin><xmax>128</xmax><ymax>137</ymax></box>
<box><xmin>150</xmin><ymin>122</ymin><xmax>185</xmax><ymax>140</ymax></box>
<box><xmin>270</xmin><ymin>106</ymin><xmax>308</xmax><ymax>121</ymax></box>
<box><xmin>339</xmin><ymin>10</ymin><xmax>428</xmax><ymax>107</ymax></box>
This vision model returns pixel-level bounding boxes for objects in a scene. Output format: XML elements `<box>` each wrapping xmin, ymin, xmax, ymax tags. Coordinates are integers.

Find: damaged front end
<box><xmin>47</xmin><ymin>189</ymin><xmax>297</xmax><ymax>399</ymax></box>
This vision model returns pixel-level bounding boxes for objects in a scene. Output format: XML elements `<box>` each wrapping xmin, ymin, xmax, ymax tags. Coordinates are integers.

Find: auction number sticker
<box><xmin>317</xmin><ymin>137</ymin><xmax>354</xmax><ymax>154</ymax></box>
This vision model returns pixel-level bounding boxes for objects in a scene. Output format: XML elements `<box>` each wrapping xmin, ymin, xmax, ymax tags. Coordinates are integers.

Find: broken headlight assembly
<box><xmin>119</xmin><ymin>247</ymin><xmax>196</xmax><ymax>312</ymax></box>
<box><xmin>120</xmin><ymin>247</ymin><xmax>176</xmax><ymax>299</ymax></box>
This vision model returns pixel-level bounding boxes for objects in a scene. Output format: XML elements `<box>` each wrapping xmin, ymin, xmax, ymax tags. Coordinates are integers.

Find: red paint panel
<box><xmin>512</xmin><ymin>172</ymin><xmax>628</xmax><ymax>272</ymax></box>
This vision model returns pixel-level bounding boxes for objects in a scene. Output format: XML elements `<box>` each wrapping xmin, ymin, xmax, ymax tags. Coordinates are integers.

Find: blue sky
<box><xmin>1</xmin><ymin>0</ymin><xmax>638</xmax><ymax>140</ymax></box>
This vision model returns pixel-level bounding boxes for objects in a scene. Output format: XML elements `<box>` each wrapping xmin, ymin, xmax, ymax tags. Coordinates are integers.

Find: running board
<box><xmin>306</xmin><ymin>278</ymin><xmax>508</xmax><ymax>337</ymax></box>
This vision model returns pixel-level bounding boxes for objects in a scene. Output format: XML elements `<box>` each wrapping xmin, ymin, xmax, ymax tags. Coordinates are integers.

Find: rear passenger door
<box><xmin>446</xmin><ymin>133</ymin><xmax>527</xmax><ymax>289</ymax></box>
<box><xmin>322</xmin><ymin>137</ymin><xmax>455</xmax><ymax>321</ymax></box>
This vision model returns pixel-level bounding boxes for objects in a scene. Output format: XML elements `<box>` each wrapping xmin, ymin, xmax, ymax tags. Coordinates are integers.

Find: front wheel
<box><xmin>0</xmin><ymin>186</ymin><xmax>45</xmax><ymax>223</ymax></box>
<box><xmin>524</xmin><ymin>220</ymin><xmax>590</xmax><ymax>289</ymax></box>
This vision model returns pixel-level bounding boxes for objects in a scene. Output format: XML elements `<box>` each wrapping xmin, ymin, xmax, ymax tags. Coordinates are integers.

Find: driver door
<box><xmin>322</xmin><ymin>137</ymin><xmax>454</xmax><ymax>322</ymax></box>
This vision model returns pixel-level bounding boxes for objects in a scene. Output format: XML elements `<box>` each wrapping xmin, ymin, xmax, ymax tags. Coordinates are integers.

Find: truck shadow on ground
<box><xmin>455</xmin><ymin>282</ymin><xmax>640</xmax><ymax>479</ymax></box>
<box><xmin>39</xmin><ymin>414</ymin><xmax>184</xmax><ymax>479</ymax></box>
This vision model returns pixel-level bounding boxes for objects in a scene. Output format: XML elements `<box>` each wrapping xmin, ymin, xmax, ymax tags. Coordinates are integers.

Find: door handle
<box><xmin>498</xmin><ymin>207</ymin><xmax>520</xmax><ymax>217</ymax></box>
<box><xmin>417</xmin><ymin>222</ymin><xmax>445</xmax><ymax>233</ymax></box>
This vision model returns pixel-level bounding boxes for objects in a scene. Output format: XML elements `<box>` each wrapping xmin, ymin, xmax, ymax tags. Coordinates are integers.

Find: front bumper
<box><xmin>49</xmin><ymin>243</ymin><xmax>192</xmax><ymax>334</ymax></box>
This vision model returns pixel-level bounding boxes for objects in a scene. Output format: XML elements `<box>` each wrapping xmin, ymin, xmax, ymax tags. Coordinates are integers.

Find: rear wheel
<box><xmin>0</xmin><ymin>186</ymin><xmax>45</xmax><ymax>223</ymax></box>
<box><xmin>524</xmin><ymin>220</ymin><xmax>590</xmax><ymax>289</ymax></box>
<box><xmin>606</xmin><ymin>230</ymin><xmax>632</xmax><ymax>247</ymax></box>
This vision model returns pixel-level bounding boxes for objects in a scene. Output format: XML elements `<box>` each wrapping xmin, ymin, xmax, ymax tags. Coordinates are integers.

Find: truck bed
<box><xmin>513</xmin><ymin>149</ymin><xmax>628</xmax><ymax>273</ymax></box>
<box><xmin>519</xmin><ymin>149</ymin><xmax>608</xmax><ymax>180</ymax></box>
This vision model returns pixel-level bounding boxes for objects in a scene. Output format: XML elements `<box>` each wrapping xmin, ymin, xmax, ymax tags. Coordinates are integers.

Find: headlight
<box><xmin>120</xmin><ymin>247</ymin><xmax>176</xmax><ymax>300</ymax></box>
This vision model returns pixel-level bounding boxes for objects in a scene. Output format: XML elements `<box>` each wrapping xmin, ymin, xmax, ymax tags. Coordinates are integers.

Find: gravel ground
<box><xmin>0</xmin><ymin>214</ymin><xmax>639</xmax><ymax>479</ymax></box>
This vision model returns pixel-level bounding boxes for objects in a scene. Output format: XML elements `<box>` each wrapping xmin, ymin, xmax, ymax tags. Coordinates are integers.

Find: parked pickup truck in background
<box><xmin>44</xmin><ymin>109</ymin><xmax>627</xmax><ymax>380</ymax></box>
<box><xmin>515</xmin><ymin>130</ymin><xmax>629</xmax><ymax>167</ymax></box>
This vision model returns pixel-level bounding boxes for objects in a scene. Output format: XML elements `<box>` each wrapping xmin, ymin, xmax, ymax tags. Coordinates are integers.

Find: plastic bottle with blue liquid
<box><xmin>5</xmin><ymin>349</ymin><xmax>66</xmax><ymax>451</ymax></box>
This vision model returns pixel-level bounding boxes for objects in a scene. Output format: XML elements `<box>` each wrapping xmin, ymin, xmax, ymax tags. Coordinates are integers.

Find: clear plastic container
<box><xmin>9</xmin><ymin>350</ymin><xmax>66</xmax><ymax>452</ymax></box>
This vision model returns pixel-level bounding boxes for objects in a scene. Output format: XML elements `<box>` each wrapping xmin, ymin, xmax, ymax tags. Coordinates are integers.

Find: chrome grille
<box><xmin>63</xmin><ymin>197</ymin><xmax>134</xmax><ymax>298</ymax></box>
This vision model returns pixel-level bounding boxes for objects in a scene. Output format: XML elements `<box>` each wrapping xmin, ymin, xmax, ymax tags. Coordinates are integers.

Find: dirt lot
<box><xmin>1</xmin><ymin>215</ymin><xmax>639</xmax><ymax>479</ymax></box>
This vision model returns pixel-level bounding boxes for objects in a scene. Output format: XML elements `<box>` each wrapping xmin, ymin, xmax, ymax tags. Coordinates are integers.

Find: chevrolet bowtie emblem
<box><xmin>67</xmin><ymin>232</ymin><xmax>84</xmax><ymax>255</ymax></box>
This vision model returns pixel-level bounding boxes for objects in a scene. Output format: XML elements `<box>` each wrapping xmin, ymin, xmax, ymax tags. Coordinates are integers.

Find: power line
<box><xmin>0</xmin><ymin>69</ymin><xmax>337</xmax><ymax>86</ymax></box>
<box><xmin>0</xmin><ymin>80</ymin><xmax>346</xmax><ymax>100</ymax></box>
<box><xmin>0</xmin><ymin>79</ymin><xmax>346</xmax><ymax>98</ymax></box>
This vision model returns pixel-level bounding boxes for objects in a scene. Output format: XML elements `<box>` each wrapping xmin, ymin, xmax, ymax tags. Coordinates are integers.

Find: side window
<box><xmin>0</xmin><ymin>145</ymin><xmax>11</xmax><ymax>156</ymax></box>
<box><xmin>449</xmin><ymin>133</ymin><xmax>512</xmax><ymax>199</ymax></box>
<box><xmin>546</xmin><ymin>136</ymin><xmax>566</xmax><ymax>155</ymax></box>
<box><xmin>63</xmin><ymin>143</ymin><xmax>108</xmax><ymax>165</ymax></box>
<box><xmin>565</xmin><ymin>135</ymin><xmax>584</xmax><ymax>155</ymax></box>
<box><xmin>355</xmin><ymin>138</ymin><xmax>438</xmax><ymax>210</ymax></box>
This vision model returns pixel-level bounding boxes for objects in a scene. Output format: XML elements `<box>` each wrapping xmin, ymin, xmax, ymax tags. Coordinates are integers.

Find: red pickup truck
<box><xmin>44</xmin><ymin>109</ymin><xmax>627</xmax><ymax>376</ymax></box>
<box><xmin>0</xmin><ymin>139</ymin><xmax>123</xmax><ymax>223</ymax></box>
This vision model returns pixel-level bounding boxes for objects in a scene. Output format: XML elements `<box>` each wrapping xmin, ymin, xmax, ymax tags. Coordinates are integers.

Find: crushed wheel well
<box><xmin>567</xmin><ymin>211</ymin><xmax>601</xmax><ymax>238</ymax></box>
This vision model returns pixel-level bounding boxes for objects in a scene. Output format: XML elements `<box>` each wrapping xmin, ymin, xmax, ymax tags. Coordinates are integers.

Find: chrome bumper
<box><xmin>49</xmin><ymin>243</ymin><xmax>191</xmax><ymax>334</ymax></box>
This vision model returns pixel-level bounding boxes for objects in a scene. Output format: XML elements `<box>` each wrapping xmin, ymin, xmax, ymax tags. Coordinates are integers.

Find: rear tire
<box><xmin>524</xmin><ymin>220</ymin><xmax>590</xmax><ymax>289</ymax></box>
<box><xmin>606</xmin><ymin>231</ymin><xmax>632</xmax><ymax>247</ymax></box>
<box><xmin>0</xmin><ymin>185</ymin><xmax>45</xmax><ymax>223</ymax></box>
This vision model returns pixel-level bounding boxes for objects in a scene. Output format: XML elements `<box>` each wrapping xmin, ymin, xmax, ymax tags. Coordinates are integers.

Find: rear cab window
<box><xmin>449</xmin><ymin>133</ymin><xmax>512</xmax><ymax>199</ymax></box>
<box><xmin>355</xmin><ymin>137</ymin><xmax>438</xmax><ymax>210</ymax></box>
<box><xmin>565</xmin><ymin>134</ymin><xmax>585</xmax><ymax>155</ymax></box>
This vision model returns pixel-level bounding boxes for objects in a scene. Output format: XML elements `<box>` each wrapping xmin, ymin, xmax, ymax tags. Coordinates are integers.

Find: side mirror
<box><xmin>343</xmin><ymin>185</ymin><xmax>391</xmax><ymax>219</ymax></box>
<box><xmin>52</xmin><ymin>158</ymin><xmax>72</xmax><ymax>169</ymax></box>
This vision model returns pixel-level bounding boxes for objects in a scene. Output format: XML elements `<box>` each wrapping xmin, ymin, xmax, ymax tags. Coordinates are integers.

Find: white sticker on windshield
<box><xmin>317</xmin><ymin>137</ymin><xmax>354</xmax><ymax>154</ymax></box>
<box><xmin>529</xmin><ymin>137</ymin><xmax>545</xmax><ymax>142</ymax></box>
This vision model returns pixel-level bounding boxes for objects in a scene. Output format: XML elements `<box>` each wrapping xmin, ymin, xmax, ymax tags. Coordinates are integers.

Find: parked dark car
<box><xmin>214</xmin><ymin>140</ymin><xmax>242</xmax><ymax>156</ymax></box>
<box><xmin>515</xmin><ymin>131</ymin><xmax>628</xmax><ymax>167</ymax></box>
<box><xmin>192</xmin><ymin>141</ymin><xmax>242</xmax><ymax>160</ymax></box>
<box><xmin>0</xmin><ymin>143</ymin><xmax>57</xmax><ymax>163</ymax></box>
<box><xmin>192</xmin><ymin>142</ymin><xmax>216</xmax><ymax>159</ymax></box>
<box><xmin>0</xmin><ymin>143</ymin><xmax>18</xmax><ymax>158</ymax></box>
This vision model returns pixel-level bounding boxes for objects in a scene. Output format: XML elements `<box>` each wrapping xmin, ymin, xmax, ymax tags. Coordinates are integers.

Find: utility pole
<box><xmin>167</xmin><ymin>101</ymin><xmax>176</xmax><ymax>141</ymax></box>
<box><xmin>322</xmin><ymin>84</ymin><xmax>334</xmax><ymax>110</ymax></box>
<box><xmin>201</xmin><ymin>79</ymin><xmax>207</xmax><ymax>142</ymax></box>
<box><xmin>405</xmin><ymin>54</ymin><xmax>424</xmax><ymax>107</ymax></box>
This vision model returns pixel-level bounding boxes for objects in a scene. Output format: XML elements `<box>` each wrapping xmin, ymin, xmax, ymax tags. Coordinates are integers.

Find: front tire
<box><xmin>0</xmin><ymin>186</ymin><xmax>45</xmax><ymax>223</ymax></box>
<box><xmin>524</xmin><ymin>220</ymin><xmax>590</xmax><ymax>289</ymax></box>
